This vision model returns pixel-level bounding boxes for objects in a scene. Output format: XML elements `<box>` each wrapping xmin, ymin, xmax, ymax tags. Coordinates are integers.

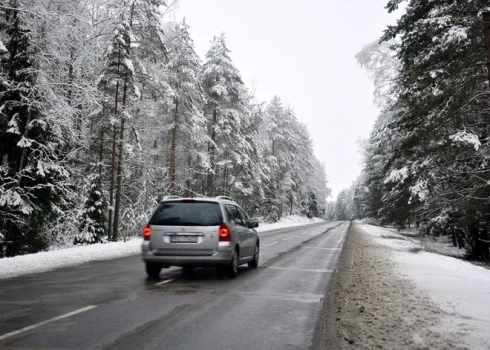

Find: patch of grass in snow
<box><xmin>380</xmin><ymin>234</ymin><xmax>407</xmax><ymax>241</ymax></box>
<box><xmin>383</xmin><ymin>226</ymin><xmax>466</xmax><ymax>258</ymax></box>
<box><xmin>409</xmin><ymin>247</ymin><xmax>423</xmax><ymax>254</ymax></box>
<box><xmin>420</xmin><ymin>237</ymin><xmax>465</xmax><ymax>258</ymax></box>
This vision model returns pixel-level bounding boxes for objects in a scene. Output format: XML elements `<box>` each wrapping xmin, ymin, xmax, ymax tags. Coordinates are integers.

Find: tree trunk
<box><xmin>224</xmin><ymin>162</ymin><xmax>228</xmax><ymax>195</ymax></box>
<box><xmin>99</xmin><ymin>130</ymin><xmax>104</xmax><ymax>179</ymax></box>
<box><xmin>67</xmin><ymin>47</ymin><xmax>83</xmax><ymax>137</ymax></box>
<box><xmin>108</xmin><ymin>79</ymin><xmax>120</xmax><ymax>241</ymax></box>
<box><xmin>483</xmin><ymin>11</ymin><xmax>490</xmax><ymax>87</ymax></box>
<box><xmin>207</xmin><ymin>108</ymin><xmax>217</xmax><ymax>196</ymax></box>
<box><xmin>169</xmin><ymin>98</ymin><xmax>179</xmax><ymax>194</ymax></box>
<box><xmin>185</xmin><ymin>150</ymin><xmax>192</xmax><ymax>197</ymax></box>
<box><xmin>112</xmin><ymin>80</ymin><xmax>127</xmax><ymax>242</ymax></box>
<box><xmin>112</xmin><ymin>3</ymin><xmax>136</xmax><ymax>241</ymax></box>
<box><xmin>153</xmin><ymin>139</ymin><xmax>159</xmax><ymax>165</ymax></box>
<box><xmin>451</xmin><ymin>227</ymin><xmax>457</xmax><ymax>247</ymax></box>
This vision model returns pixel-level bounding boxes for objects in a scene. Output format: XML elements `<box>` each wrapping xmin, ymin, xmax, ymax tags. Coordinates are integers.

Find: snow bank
<box><xmin>0</xmin><ymin>215</ymin><xmax>323</xmax><ymax>280</ymax></box>
<box><xmin>0</xmin><ymin>239</ymin><xmax>141</xmax><ymax>280</ymax></box>
<box><xmin>362</xmin><ymin>224</ymin><xmax>465</xmax><ymax>258</ymax></box>
<box><xmin>360</xmin><ymin>224</ymin><xmax>490</xmax><ymax>350</ymax></box>
<box><xmin>256</xmin><ymin>215</ymin><xmax>324</xmax><ymax>233</ymax></box>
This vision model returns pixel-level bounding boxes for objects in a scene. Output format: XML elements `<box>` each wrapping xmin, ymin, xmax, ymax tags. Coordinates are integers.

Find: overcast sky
<box><xmin>175</xmin><ymin>0</ymin><xmax>402</xmax><ymax>199</ymax></box>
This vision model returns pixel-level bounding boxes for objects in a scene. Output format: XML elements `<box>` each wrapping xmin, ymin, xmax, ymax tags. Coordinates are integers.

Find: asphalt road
<box><xmin>0</xmin><ymin>221</ymin><xmax>348</xmax><ymax>350</ymax></box>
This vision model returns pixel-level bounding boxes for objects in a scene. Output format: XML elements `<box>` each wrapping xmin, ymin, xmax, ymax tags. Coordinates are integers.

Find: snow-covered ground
<box><xmin>378</xmin><ymin>224</ymin><xmax>466</xmax><ymax>258</ymax></box>
<box><xmin>0</xmin><ymin>215</ymin><xmax>324</xmax><ymax>280</ymax></box>
<box><xmin>256</xmin><ymin>214</ymin><xmax>324</xmax><ymax>232</ymax></box>
<box><xmin>0</xmin><ymin>238</ymin><xmax>142</xmax><ymax>280</ymax></box>
<box><xmin>361</xmin><ymin>224</ymin><xmax>490</xmax><ymax>350</ymax></box>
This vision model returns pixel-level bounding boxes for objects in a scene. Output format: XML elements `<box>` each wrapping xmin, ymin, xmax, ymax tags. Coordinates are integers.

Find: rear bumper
<box><xmin>141</xmin><ymin>242</ymin><xmax>234</xmax><ymax>267</ymax></box>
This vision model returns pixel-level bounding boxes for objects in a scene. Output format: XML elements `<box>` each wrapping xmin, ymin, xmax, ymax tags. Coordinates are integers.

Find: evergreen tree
<box><xmin>354</xmin><ymin>0</ymin><xmax>490</xmax><ymax>259</ymax></box>
<box><xmin>0</xmin><ymin>1</ymin><xmax>332</xmax><ymax>256</ymax></box>
<box><xmin>199</xmin><ymin>33</ymin><xmax>248</xmax><ymax>196</ymax></box>
<box><xmin>75</xmin><ymin>174</ymin><xmax>107</xmax><ymax>244</ymax></box>
<box><xmin>0</xmin><ymin>1</ymin><xmax>73</xmax><ymax>255</ymax></box>
<box><xmin>166</xmin><ymin>20</ymin><xmax>206</xmax><ymax>194</ymax></box>
<box><xmin>334</xmin><ymin>190</ymin><xmax>348</xmax><ymax>221</ymax></box>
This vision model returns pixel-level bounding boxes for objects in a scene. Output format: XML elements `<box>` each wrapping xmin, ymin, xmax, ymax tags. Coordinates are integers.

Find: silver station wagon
<box><xmin>142</xmin><ymin>196</ymin><xmax>260</xmax><ymax>278</ymax></box>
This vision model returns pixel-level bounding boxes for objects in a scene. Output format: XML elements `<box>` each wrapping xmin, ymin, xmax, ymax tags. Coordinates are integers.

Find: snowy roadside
<box><xmin>0</xmin><ymin>238</ymin><xmax>143</xmax><ymax>280</ymax></box>
<box><xmin>319</xmin><ymin>223</ymin><xmax>490</xmax><ymax>350</ymax></box>
<box><xmin>361</xmin><ymin>224</ymin><xmax>490</xmax><ymax>350</ymax></box>
<box><xmin>370</xmin><ymin>223</ymin><xmax>466</xmax><ymax>258</ymax></box>
<box><xmin>0</xmin><ymin>215</ymin><xmax>324</xmax><ymax>280</ymax></box>
<box><xmin>255</xmin><ymin>214</ymin><xmax>324</xmax><ymax>232</ymax></box>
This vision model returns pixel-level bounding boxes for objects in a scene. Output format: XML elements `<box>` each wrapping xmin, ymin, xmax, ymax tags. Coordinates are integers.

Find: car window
<box><xmin>226</xmin><ymin>205</ymin><xmax>243</xmax><ymax>226</ymax></box>
<box><xmin>150</xmin><ymin>201</ymin><xmax>222</xmax><ymax>226</ymax></box>
<box><xmin>236</xmin><ymin>207</ymin><xmax>250</xmax><ymax>227</ymax></box>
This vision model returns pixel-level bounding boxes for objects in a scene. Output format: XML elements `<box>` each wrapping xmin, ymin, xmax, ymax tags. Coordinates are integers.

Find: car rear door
<box><xmin>225</xmin><ymin>205</ymin><xmax>247</xmax><ymax>256</ymax></box>
<box><xmin>236</xmin><ymin>207</ymin><xmax>256</xmax><ymax>258</ymax></box>
<box><xmin>148</xmin><ymin>200</ymin><xmax>222</xmax><ymax>256</ymax></box>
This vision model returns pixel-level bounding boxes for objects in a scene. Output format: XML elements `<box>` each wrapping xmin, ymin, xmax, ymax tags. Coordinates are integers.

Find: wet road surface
<box><xmin>0</xmin><ymin>221</ymin><xmax>348</xmax><ymax>349</ymax></box>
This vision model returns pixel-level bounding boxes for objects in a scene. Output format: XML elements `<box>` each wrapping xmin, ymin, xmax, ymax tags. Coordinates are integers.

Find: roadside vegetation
<box><xmin>329</xmin><ymin>1</ymin><xmax>490</xmax><ymax>262</ymax></box>
<box><xmin>0</xmin><ymin>1</ymin><xmax>329</xmax><ymax>257</ymax></box>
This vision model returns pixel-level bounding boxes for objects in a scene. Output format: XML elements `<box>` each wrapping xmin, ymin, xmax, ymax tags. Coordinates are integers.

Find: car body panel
<box><xmin>141</xmin><ymin>197</ymin><xmax>259</xmax><ymax>269</ymax></box>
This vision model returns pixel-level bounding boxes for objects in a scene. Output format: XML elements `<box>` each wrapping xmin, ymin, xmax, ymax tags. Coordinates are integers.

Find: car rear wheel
<box><xmin>227</xmin><ymin>249</ymin><xmax>238</xmax><ymax>278</ymax></box>
<box><xmin>248</xmin><ymin>244</ymin><xmax>259</xmax><ymax>269</ymax></box>
<box><xmin>146</xmin><ymin>264</ymin><xmax>161</xmax><ymax>279</ymax></box>
<box><xmin>182</xmin><ymin>266</ymin><xmax>194</xmax><ymax>277</ymax></box>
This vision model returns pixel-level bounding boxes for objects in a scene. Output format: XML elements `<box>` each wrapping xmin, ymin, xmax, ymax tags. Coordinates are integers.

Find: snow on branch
<box><xmin>384</xmin><ymin>166</ymin><xmax>409</xmax><ymax>184</ymax></box>
<box><xmin>449</xmin><ymin>130</ymin><xmax>480</xmax><ymax>151</ymax></box>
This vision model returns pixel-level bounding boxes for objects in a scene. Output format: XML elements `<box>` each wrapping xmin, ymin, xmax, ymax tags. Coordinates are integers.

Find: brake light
<box><xmin>219</xmin><ymin>223</ymin><xmax>231</xmax><ymax>241</ymax></box>
<box><xmin>181</xmin><ymin>198</ymin><xmax>195</xmax><ymax>203</ymax></box>
<box><xmin>143</xmin><ymin>224</ymin><xmax>152</xmax><ymax>241</ymax></box>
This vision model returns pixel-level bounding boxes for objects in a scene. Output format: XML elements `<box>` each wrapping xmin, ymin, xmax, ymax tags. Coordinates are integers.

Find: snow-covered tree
<box><xmin>166</xmin><ymin>19</ymin><xmax>207</xmax><ymax>194</ymax></box>
<box><xmin>334</xmin><ymin>190</ymin><xmax>348</xmax><ymax>221</ymax></box>
<box><xmin>75</xmin><ymin>174</ymin><xmax>107</xmax><ymax>244</ymax></box>
<box><xmin>0</xmin><ymin>1</ymin><xmax>331</xmax><ymax>257</ymax></box>
<box><xmin>355</xmin><ymin>0</ymin><xmax>490</xmax><ymax>259</ymax></box>
<box><xmin>199</xmin><ymin>33</ymin><xmax>249</xmax><ymax>196</ymax></box>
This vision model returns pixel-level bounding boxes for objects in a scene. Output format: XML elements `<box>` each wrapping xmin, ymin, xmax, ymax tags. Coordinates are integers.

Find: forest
<box><xmin>0</xmin><ymin>0</ymin><xmax>329</xmax><ymax>257</ymax></box>
<box><xmin>329</xmin><ymin>0</ymin><xmax>490</xmax><ymax>261</ymax></box>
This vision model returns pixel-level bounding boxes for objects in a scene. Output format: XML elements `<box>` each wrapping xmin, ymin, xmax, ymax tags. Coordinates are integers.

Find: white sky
<box><xmin>175</xmin><ymin>0</ymin><xmax>402</xmax><ymax>199</ymax></box>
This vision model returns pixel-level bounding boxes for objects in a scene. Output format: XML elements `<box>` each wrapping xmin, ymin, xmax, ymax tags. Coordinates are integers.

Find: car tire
<box><xmin>227</xmin><ymin>249</ymin><xmax>239</xmax><ymax>278</ymax></box>
<box><xmin>146</xmin><ymin>264</ymin><xmax>161</xmax><ymax>279</ymax></box>
<box><xmin>248</xmin><ymin>244</ymin><xmax>259</xmax><ymax>269</ymax></box>
<box><xmin>182</xmin><ymin>266</ymin><xmax>194</xmax><ymax>277</ymax></box>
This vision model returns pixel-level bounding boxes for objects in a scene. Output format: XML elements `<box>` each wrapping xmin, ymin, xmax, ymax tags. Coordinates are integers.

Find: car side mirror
<box><xmin>250</xmin><ymin>221</ymin><xmax>259</xmax><ymax>228</ymax></box>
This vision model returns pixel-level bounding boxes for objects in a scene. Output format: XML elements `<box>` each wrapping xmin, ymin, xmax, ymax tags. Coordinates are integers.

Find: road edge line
<box><xmin>0</xmin><ymin>305</ymin><xmax>97</xmax><ymax>341</ymax></box>
<box><xmin>260</xmin><ymin>222</ymin><xmax>345</xmax><ymax>268</ymax></box>
<box><xmin>155</xmin><ymin>278</ymin><xmax>174</xmax><ymax>286</ymax></box>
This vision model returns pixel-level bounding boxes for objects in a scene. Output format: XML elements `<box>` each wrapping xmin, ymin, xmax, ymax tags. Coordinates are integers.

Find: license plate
<box><xmin>171</xmin><ymin>235</ymin><xmax>198</xmax><ymax>243</ymax></box>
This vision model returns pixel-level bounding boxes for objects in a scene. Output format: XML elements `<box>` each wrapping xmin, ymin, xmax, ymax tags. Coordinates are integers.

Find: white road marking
<box><xmin>268</xmin><ymin>266</ymin><xmax>333</xmax><ymax>273</ymax></box>
<box><xmin>155</xmin><ymin>278</ymin><xmax>174</xmax><ymax>286</ymax></box>
<box><xmin>282</xmin><ymin>237</ymin><xmax>292</xmax><ymax>241</ymax></box>
<box><xmin>0</xmin><ymin>305</ymin><xmax>97</xmax><ymax>341</ymax></box>
<box><xmin>304</xmin><ymin>247</ymin><xmax>341</xmax><ymax>250</ymax></box>
<box><xmin>263</xmin><ymin>242</ymin><xmax>278</xmax><ymax>248</ymax></box>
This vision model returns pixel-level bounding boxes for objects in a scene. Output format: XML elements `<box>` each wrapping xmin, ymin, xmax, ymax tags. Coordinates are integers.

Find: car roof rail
<box><xmin>161</xmin><ymin>195</ymin><xmax>182</xmax><ymax>202</ymax></box>
<box><xmin>215</xmin><ymin>195</ymin><xmax>234</xmax><ymax>201</ymax></box>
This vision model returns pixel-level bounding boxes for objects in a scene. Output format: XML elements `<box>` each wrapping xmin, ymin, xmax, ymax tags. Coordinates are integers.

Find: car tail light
<box><xmin>219</xmin><ymin>223</ymin><xmax>231</xmax><ymax>241</ymax></box>
<box><xmin>143</xmin><ymin>224</ymin><xmax>152</xmax><ymax>241</ymax></box>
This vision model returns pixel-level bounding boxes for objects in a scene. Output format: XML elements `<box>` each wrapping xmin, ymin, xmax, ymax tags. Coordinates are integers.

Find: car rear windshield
<box><xmin>149</xmin><ymin>201</ymin><xmax>223</xmax><ymax>226</ymax></box>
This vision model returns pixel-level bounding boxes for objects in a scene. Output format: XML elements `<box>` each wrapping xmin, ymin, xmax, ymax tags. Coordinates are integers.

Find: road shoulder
<box><xmin>312</xmin><ymin>222</ymin><xmax>477</xmax><ymax>350</ymax></box>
